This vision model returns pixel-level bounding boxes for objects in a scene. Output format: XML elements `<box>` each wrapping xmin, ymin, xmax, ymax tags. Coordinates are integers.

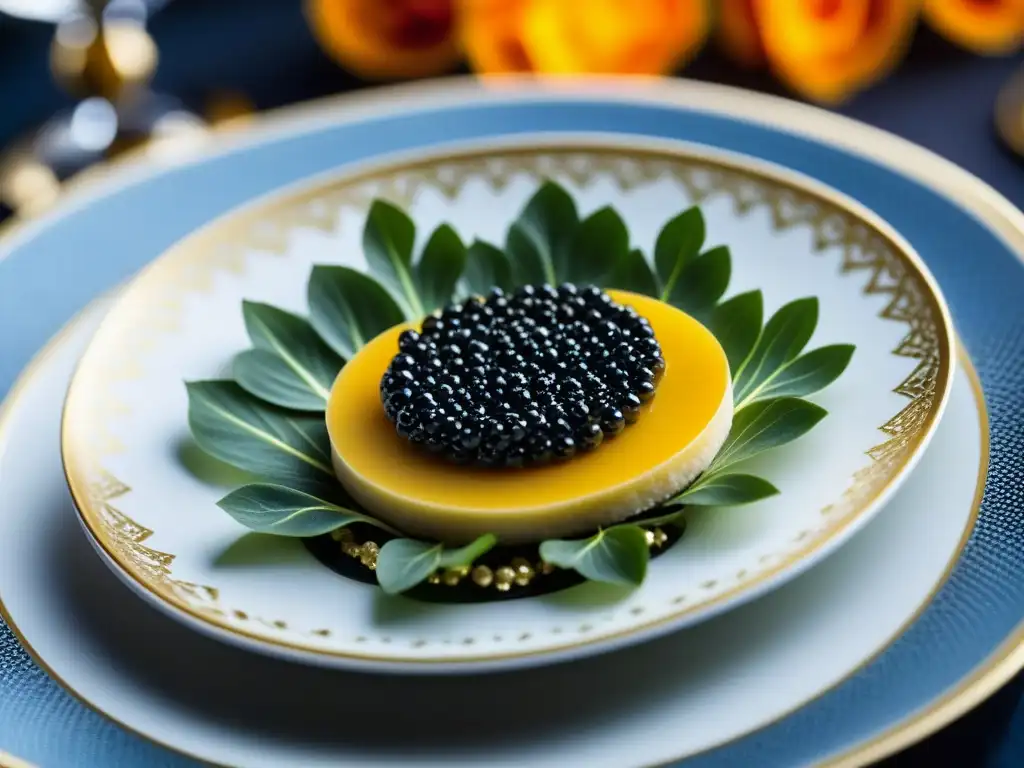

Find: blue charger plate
<box><xmin>0</xmin><ymin>77</ymin><xmax>1022</xmax><ymax>767</ymax></box>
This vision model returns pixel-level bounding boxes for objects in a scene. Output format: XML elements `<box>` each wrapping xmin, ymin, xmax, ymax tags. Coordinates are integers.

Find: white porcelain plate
<box><xmin>61</xmin><ymin>137</ymin><xmax>955</xmax><ymax>672</ymax></box>
<box><xmin>3</xmin><ymin>292</ymin><xmax>982</xmax><ymax>768</ymax></box>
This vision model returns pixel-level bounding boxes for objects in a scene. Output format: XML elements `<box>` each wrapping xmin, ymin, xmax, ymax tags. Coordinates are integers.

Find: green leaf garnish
<box><xmin>186</xmin><ymin>380</ymin><xmax>333</xmax><ymax>489</ymax></box>
<box><xmin>362</xmin><ymin>199</ymin><xmax>423</xmax><ymax>316</ymax></box>
<box><xmin>749</xmin><ymin>344</ymin><xmax>856</xmax><ymax>404</ymax></box>
<box><xmin>506</xmin><ymin>224</ymin><xmax>548</xmax><ymax>286</ymax></box>
<box><xmin>564</xmin><ymin>206</ymin><xmax>628</xmax><ymax>286</ymax></box>
<box><xmin>539</xmin><ymin>526</ymin><xmax>649</xmax><ymax>586</ymax></box>
<box><xmin>307</xmin><ymin>265</ymin><xmax>406</xmax><ymax>359</ymax></box>
<box><xmin>179</xmin><ymin>189</ymin><xmax>859</xmax><ymax>599</ymax></box>
<box><xmin>216</xmin><ymin>483</ymin><xmax>400</xmax><ymax>537</ymax></box>
<box><xmin>734</xmin><ymin>297</ymin><xmax>818</xmax><ymax>403</ymax></box>
<box><xmin>676</xmin><ymin>473</ymin><xmax>780</xmax><ymax>506</ymax></box>
<box><xmin>375</xmin><ymin>534</ymin><xmax>497</xmax><ymax>594</ymax></box>
<box><xmin>506</xmin><ymin>181</ymin><xmax>579</xmax><ymax>285</ymax></box>
<box><xmin>709</xmin><ymin>290</ymin><xmax>764</xmax><ymax>375</ymax></box>
<box><xmin>608</xmin><ymin>248</ymin><xmax>659</xmax><ymax>297</ymax></box>
<box><xmin>416</xmin><ymin>224</ymin><xmax>466</xmax><ymax>312</ymax></box>
<box><xmin>461</xmin><ymin>239</ymin><xmax>513</xmax><ymax>297</ymax></box>
<box><xmin>438</xmin><ymin>535</ymin><xmax>498</xmax><ymax>568</ymax></box>
<box><xmin>655</xmin><ymin>206</ymin><xmax>705</xmax><ymax>301</ymax></box>
<box><xmin>233</xmin><ymin>349</ymin><xmax>333</xmax><ymax>412</ymax></box>
<box><xmin>711</xmin><ymin>396</ymin><xmax>827</xmax><ymax>473</ymax></box>
<box><xmin>666</xmin><ymin>245</ymin><xmax>732</xmax><ymax>319</ymax></box>
<box><xmin>237</xmin><ymin>301</ymin><xmax>342</xmax><ymax>409</ymax></box>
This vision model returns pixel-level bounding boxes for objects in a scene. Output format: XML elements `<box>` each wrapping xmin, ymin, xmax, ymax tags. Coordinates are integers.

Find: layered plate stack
<box><xmin>0</xmin><ymin>78</ymin><xmax>1021</xmax><ymax>768</ymax></box>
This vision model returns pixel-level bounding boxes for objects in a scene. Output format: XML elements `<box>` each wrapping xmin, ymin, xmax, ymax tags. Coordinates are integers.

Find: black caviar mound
<box><xmin>379</xmin><ymin>284</ymin><xmax>665</xmax><ymax>467</ymax></box>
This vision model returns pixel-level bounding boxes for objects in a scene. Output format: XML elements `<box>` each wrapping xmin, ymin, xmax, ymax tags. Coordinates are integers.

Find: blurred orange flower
<box><xmin>306</xmin><ymin>0</ymin><xmax>461</xmax><ymax>79</ymax></box>
<box><xmin>923</xmin><ymin>0</ymin><xmax>1024</xmax><ymax>53</ymax></box>
<box><xmin>459</xmin><ymin>0</ymin><xmax>709</xmax><ymax>75</ymax></box>
<box><xmin>718</xmin><ymin>1</ymin><xmax>921</xmax><ymax>103</ymax></box>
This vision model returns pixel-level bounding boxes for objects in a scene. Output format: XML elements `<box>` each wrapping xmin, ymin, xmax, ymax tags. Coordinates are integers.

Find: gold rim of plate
<box><xmin>2</xmin><ymin>74</ymin><xmax>1018</xmax><ymax>766</ymax></box>
<box><xmin>59</xmin><ymin>135</ymin><xmax>955</xmax><ymax>665</ymax></box>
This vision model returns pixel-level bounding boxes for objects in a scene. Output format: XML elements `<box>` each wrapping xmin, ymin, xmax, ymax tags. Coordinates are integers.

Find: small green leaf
<box><xmin>562</xmin><ymin>206</ymin><xmax>628</xmax><ymax>286</ymax></box>
<box><xmin>461</xmin><ymin>239</ymin><xmax>513</xmax><ymax>296</ymax></box>
<box><xmin>710</xmin><ymin>290</ymin><xmax>764</xmax><ymax>375</ymax></box>
<box><xmin>734</xmin><ymin>297</ymin><xmax>819</xmax><ymax>403</ymax></box>
<box><xmin>416</xmin><ymin>224</ymin><xmax>466</xmax><ymax>312</ymax></box>
<box><xmin>307</xmin><ymin>265</ymin><xmax>406</xmax><ymax>359</ymax></box>
<box><xmin>655</xmin><ymin>207</ymin><xmax>705</xmax><ymax>300</ymax></box>
<box><xmin>239</xmin><ymin>301</ymin><xmax>342</xmax><ymax>407</ymax></box>
<box><xmin>216</xmin><ymin>484</ymin><xmax>399</xmax><ymax>537</ymax></box>
<box><xmin>438</xmin><ymin>533</ymin><xmax>498</xmax><ymax>568</ymax></box>
<box><xmin>676</xmin><ymin>473</ymin><xmax>779</xmax><ymax>506</ymax></box>
<box><xmin>746</xmin><ymin>344</ymin><xmax>855</xmax><ymax>404</ymax></box>
<box><xmin>233</xmin><ymin>349</ymin><xmax>334</xmax><ymax>412</ymax></box>
<box><xmin>375</xmin><ymin>534</ymin><xmax>496</xmax><ymax>595</ymax></box>
<box><xmin>363</xmin><ymin>199</ymin><xmax>423</xmax><ymax>316</ymax></box>
<box><xmin>507</xmin><ymin>181</ymin><xmax>579</xmax><ymax>285</ymax></box>
<box><xmin>186</xmin><ymin>380</ymin><xmax>333</xmax><ymax>489</ymax></box>
<box><xmin>539</xmin><ymin>526</ymin><xmax>649</xmax><ymax>586</ymax></box>
<box><xmin>506</xmin><ymin>223</ymin><xmax>549</xmax><ymax>286</ymax></box>
<box><xmin>667</xmin><ymin>245</ymin><xmax>732</xmax><ymax>318</ymax></box>
<box><xmin>608</xmin><ymin>248</ymin><xmax>659</xmax><ymax>296</ymax></box>
<box><xmin>375</xmin><ymin>539</ymin><xmax>441</xmax><ymax>595</ymax></box>
<box><xmin>711</xmin><ymin>396</ymin><xmax>827</xmax><ymax>472</ymax></box>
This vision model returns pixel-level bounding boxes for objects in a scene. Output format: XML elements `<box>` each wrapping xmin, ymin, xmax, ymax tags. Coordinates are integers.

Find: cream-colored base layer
<box><xmin>332</xmin><ymin>384</ymin><xmax>734</xmax><ymax>545</ymax></box>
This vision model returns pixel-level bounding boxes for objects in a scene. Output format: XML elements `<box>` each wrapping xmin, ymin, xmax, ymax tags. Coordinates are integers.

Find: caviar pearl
<box><xmin>380</xmin><ymin>284</ymin><xmax>664</xmax><ymax>467</ymax></box>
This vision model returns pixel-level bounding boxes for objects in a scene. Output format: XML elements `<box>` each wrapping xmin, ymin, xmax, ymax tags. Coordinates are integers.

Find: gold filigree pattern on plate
<box><xmin>61</xmin><ymin>143</ymin><xmax>952</xmax><ymax>659</ymax></box>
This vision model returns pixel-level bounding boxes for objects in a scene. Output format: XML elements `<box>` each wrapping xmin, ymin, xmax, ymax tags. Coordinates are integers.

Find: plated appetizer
<box><xmin>186</xmin><ymin>181</ymin><xmax>854</xmax><ymax>601</ymax></box>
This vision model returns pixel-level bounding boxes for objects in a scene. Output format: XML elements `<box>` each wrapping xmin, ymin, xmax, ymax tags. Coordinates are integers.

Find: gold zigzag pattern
<box><xmin>67</xmin><ymin>146</ymin><xmax>946</xmax><ymax>642</ymax></box>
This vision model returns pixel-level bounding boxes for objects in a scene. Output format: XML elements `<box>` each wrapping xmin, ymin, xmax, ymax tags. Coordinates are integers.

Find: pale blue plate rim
<box><xmin>0</xmin><ymin>79</ymin><xmax>1021</xmax><ymax>768</ymax></box>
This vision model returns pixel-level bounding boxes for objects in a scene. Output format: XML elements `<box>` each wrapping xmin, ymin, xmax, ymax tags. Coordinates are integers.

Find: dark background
<box><xmin>1</xmin><ymin>1</ymin><xmax>1023</xmax><ymax>765</ymax></box>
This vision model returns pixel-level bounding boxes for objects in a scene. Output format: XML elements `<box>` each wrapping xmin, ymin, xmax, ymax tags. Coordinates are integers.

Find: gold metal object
<box><xmin>0</xmin><ymin>1</ymin><xmax>254</xmax><ymax>220</ymax></box>
<box><xmin>50</xmin><ymin>13</ymin><xmax>157</xmax><ymax>101</ymax></box>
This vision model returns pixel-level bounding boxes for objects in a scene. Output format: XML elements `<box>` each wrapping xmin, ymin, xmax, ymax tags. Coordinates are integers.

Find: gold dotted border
<box><xmin>61</xmin><ymin>143</ymin><xmax>950</xmax><ymax>655</ymax></box>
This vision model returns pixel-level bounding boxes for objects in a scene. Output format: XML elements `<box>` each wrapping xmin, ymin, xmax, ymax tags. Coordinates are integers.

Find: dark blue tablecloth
<box><xmin>0</xmin><ymin>2</ymin><xmax>1022</xmax><ymax>765</ymax></box>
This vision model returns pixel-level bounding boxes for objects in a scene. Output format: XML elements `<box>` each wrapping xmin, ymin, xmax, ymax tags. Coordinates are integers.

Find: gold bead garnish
<box><xmin>494</xmin><ymin>566</ymin><xmax>516</xmax><ymax>592</ymax></box>
<box><xmin>442</xmin><ymin>569</ymin><xmax>462</xmax><ymax>587</ymax></box>
<box><xmin>427</xmin><ymin>573</ymin><xmax>441</xmax><ymax>585</ymax></box>
<box><xmin>359</xmin><ymin>546</ymin><xmax>379</xmax><ymax>570</ymax></box>
<box><xmin>645</xmin><ymin>529</ymin><xmax>656</xmax><ymax>546</ymax></box>
<box><xmin>652</xmin><ymin>528</ymin><xmax>668</xmax><ymax>547</ymax></box>
<box><xmin>471</xmin><ymin>565</ymin><xmax>494</xmax><ymax>587</ymax></box>
<box><xmin>511</xmin><ymin>557</ymin><xmax>534</xmax><ymax>586</ymax></box>
<box><xmin>331</xmin><ymin>527</ymin><xmax>354</xmax><ymax>542</ymax></box>
<box><xmin>341</xmin><ymin>541</ymin><xmax>359</xmax><ymax>557</ymax></box>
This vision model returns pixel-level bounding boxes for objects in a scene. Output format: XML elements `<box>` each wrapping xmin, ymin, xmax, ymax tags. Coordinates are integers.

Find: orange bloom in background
<box><xmin>718</xmin><ymin>0</ymin><xmax>921</xmax><ymax>104</ymax></box>
<box><xmin>459</xmin><ymin>0</ymin><xmax>710</xmax><ymax>75</ymax></box>
<box><xmin>923</xmin><ymin>0</ymin><xmax>1024</xmax><ymax>53</ymax></box>
<box><xmin>306</xmin><ymin>0</ymin><xmax>461</xmax><ymax>79</ymax></box>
